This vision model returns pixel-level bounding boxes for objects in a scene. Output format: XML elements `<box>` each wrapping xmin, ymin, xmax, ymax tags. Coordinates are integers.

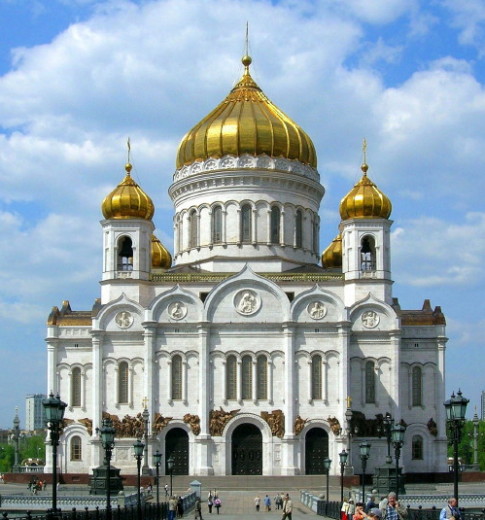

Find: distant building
<box><xmin>25</xmin><ymin>394</ymin><xmax>46</xmax><ymax>431</ymax></box>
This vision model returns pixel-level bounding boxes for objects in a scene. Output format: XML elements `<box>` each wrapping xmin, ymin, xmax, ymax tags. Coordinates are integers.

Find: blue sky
<box><xmin>0</xmin><ymin>0</ymin><xmax>484</xmax><ymax>429</ymax></box>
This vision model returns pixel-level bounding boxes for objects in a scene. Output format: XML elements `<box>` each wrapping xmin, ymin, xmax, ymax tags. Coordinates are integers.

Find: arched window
<box><xmin>226</xmin><ymin>355</ymin><xmax>237</xmax><ymax>400</ymax></box>
<box><xmin>212</xmin><ymin>205</ymin><xmax>223</xmax><ymax>243</ymax></box>
<box><xmin>118</xmin><ymin>236</ymin><xmax>133</xmax><ymax>271</ymax></box>
<box><xmin>412</xmin><ymin>435</ymin><xmax>423</xmax><ymax>460</ymax></box>
<box><xmin>365</xmin><ymin>361</ymin><xmax>376</xmax><ymax>403</ymax></box>
<box><xmin>240</xmin><ymin>204</ymin><xmax>252</xmax><ymax>243</ymax></box>
<box><xmin>241</xmin><ymin>355</ymin><xmax>252</xmax><ymax>400</ymax></box>
<box><xmin>412</xmin><ymin>366</ymin><xmax>422</xmax><ymax>406</ymax></box>
<box><xmin>256</xmin><ymin>355</ymin><xmax>267</xmax><ymax>400</ymax></box>
<box><xmin>189</xmin><ymin>209</ymin><xmax>198</xmax><ymax>249</ymax></box>
<box><xmin>361</xmin><ymin>236</ymin><xmax>376</xmax><ymax>271</ymax></box>
<box><xmin>295</xmin><ymin>209</ymin><xmax>303</xmax><ymax>248</ymax></box>
<box><xmin>270</xmin><ymin>206</ymin><xmax>280</xmax><ymax>244</ymax></box>
<box><xmin>118</xmin><ymin>361</ymin><xmax>129</xmax><ymax>404</ymax></box>
<box><xmin>70</xmin><ymin>436</ymin><xmax>82</xmax><ymax>461</ymax></box>
<box><xmin>311</xmin><ymin>355</ymin><xmax>322</xmax><ymax>400</ymax></box>
<box><xmin>171</xmin><ymin>355</ymin><xmax>182</xmax><ymax>400</ymax></box>
<box><xmin>71</xmin><ymin>367</ymin><xmax>81</xmax><ymax>407</ymax></box>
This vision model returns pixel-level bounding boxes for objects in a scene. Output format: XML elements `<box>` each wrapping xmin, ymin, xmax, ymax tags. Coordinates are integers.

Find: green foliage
<box><xmin>0</xmin><ymin>444</ymin><xmax>14</xmax><ymax>472</ymax></box>
<box><xmin>446</xmin><ymin>419</ymin><xmax>485</xmax><ymax>470</ymax></box>
<box><xmin>0</xmin><ymin>435</ymin><xmax>45</xmax><ymax>472</ymax></box>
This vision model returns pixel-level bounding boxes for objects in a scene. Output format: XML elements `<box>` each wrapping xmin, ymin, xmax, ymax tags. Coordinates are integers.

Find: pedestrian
<box><xmin>440</xmin><ymin>498</ymin><xmax>461</xmax><ymax>520</ymax></box>
<box><xmin>264</xmin><ymin>495</ymin><xmax>271</xmax><ymax>512</ymax></box>
<box><xmin>354</xmin><ymin>502</ymin><xmax>367</xmax><ymax>520</ymax></box>
<box><xmin>381</xmin><ymin>492</ymin><xmax>407</xmax><ymax>520</ymax></box>
<box><xmin>165</xmin><ymin>484</ymin><xmax>170</xmax><ymax>497</ymax></box>
<box><xmin>275</xmin><ymin>493</ymin><xmax>283</xmax><ymax>510</ymax></box>
<box><xmin>214</xmin><ymin>496</ymin><xmax>221</xmax><ymax>514</ymax></box>
<box><xmin>168</xmin><ymin>495</ymin><xmax>177</xmax><ymax>520</ymax></box>
<box><xmin>282</xmin><ymin>493</ymin><xmax>292</xmax><ymax>520</ymax></box>
<box><xmin>195</xmin><ymin>497</ymin><xmax>203</xmax><ymax>520</ymax></box>
<box><xmin>208</xmin><ymin>495</ymin><xmax>214</xmax><ymax>514</ymax></box>
<box><xmin>366</xmin><ymin>496</ymin><xmax>378</xmax><ymax>513</ymax></box>
<box><xmin>177</xmin><ymin>496</ymin><xmax>184</xmax><ymax>518</ymax></box>
<box><xmin>255</xmin><ymin>495</ymin><xmax>261</xmax><ymax>512</ymax></box>
<box><xmin>368</xmin><ymin>508</ymin><xmax>382</xmax><ymax>520</ymax></box>
<box><xmin>341</xmin><ymin>498</ymin><xmax>350</xmax><ymax>520</ymax></box>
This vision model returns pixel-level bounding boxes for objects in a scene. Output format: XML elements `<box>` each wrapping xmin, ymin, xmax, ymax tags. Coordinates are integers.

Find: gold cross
<box><xmin>142</xmin><ymin>397</ymin><xmax>149</xmax><ymax>409</ymax></box>
<box><xmin>346</xmin><ymin>396</ymin><xmax>352</xmax><ymax>408</ymax></box>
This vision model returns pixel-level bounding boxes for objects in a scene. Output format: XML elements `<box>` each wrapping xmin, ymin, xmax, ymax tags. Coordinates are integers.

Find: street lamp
<box><xmin>97</xmin><ymin>418</ymin><xmax>116</xmax><ymax>520</ymax></box>
<box><xmin>142</xmin><ymin>406</ymin><xmax>150</xmax><ymax>475</ymax></box>
<box><xmin>444</xmin><ymin>389</ymin><xmax>469</xmax><ymax>506</ymax></box>
<box><xmin>153</xmin><ymin>450</ymin><xmax>162</xmax><ymax>515</ymax></box>
<box><xmin>133</xmin><ymin>439</ymin><xmax>145</xmax><ymax>520</ymax></box>
<box><xmin>345</xmin><ymin>407</ymin><xmax>354</xmax><ymax>474</ymax></box>
<box><xmin>381</xmin><ymin>412</ymin><xmax>394</xmax><ymax>464</ymax></box>
<box><xmin>359</xmin><ymin>441</ymin><xmax>371</xmax><ymax>502</ymax></box>
<box><xmin>42</xmin><ymin>393</ymin><xmax>67</xmax><ymax>512</ymax></box>
<box><xmin>339</xmin><ymin>449</ymin><xmax>348</xmax><ymax>502</ymax></box>
<box><xmin>323</xmin><ymin>457</ymin><xmax>332</xmax><ymax>515</ymax></box>
<box><xmin>391</xmin><ymin>423</ymin><xmax>406</xmax><ymax>499</ymax></box>
<box><xmin>12</xmin><ymin>409</ymin><xmax>21</xmax><ymax>472</ymax></box>
<box><xmin>167</xmin><ymin>454</ymin><xmax>175</xmax><ymax>497</ymax></box>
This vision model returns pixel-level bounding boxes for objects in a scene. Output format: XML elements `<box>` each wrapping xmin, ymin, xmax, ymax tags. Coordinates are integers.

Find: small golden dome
<box><xmin>321</xmin><ymin>234</ymin><xmax>342</xmax><ymax>269</ymax></box>
<box><xmin>151</xmin><ymin>235</ymin><xmax>172</xmax><ymax>269</ymax></box>
<box><xmin>339</xmin><ymin>163</ymin><xmax>392</xmax><ymax>220</ymax></box>
<box><xmin>176</xmin><ymin>55</ymin><xmax>317</xmax><ymax>169</ymax></box>
<box><xmin>102</xmin><ymin>164</ymin><xmax>155</xmax><ymax>220</ymax></box>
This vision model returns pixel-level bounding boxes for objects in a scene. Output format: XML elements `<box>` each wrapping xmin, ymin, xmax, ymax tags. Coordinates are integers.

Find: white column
<box><xmin>182</xmin><ymin>358</ymin><xmax>188</xmax><ymax>404</ymax></box>
<box><xmin>167</xmin><ymin>360</ymin><xmax>173</xmax><ymax>404</ymax></box>
<box><xmin>390</xmin><ymin>332</ymin><xmax>401</xmax><ymax>411</ymax></box>
<box><xmin>307</xmin><ymin>360</ymin><xmax>312</xmax><ymax>403</ymax></box>
<box><xmin>222</xmin><ymin>360</ymin><xmax>227</xmax><ymax>402</ymax></box>
<box><xmin>46</xmin><ymin>333</ymin><xmax>59</xmax><ymax>395</ymax></box>
<box><xmin>322</xmin><ymin>359</ymin><xmax>328</xmax><ymax>403</ymax></box>
<box><xmin>237</xmin><ymin>359</ymin><xmax>242</xmax><ymax>403</ymax></box>
<box><xmin>81</xmin><ymin>368</ymin><xmax>86</xmax><ymax>410</ymax></box>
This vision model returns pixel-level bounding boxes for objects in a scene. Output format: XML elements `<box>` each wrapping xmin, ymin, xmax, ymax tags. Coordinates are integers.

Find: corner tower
<box><xmin>169</xmin><ymin>54</ymin><xmax>325</xmax><ymax>272</ymax></box>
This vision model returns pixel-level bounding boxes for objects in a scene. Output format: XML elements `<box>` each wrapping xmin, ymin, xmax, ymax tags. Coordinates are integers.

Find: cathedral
<box><xmin>45</xmin><ymin>53</ymin><xmax>448</xmax><ymax>477</ymax></box>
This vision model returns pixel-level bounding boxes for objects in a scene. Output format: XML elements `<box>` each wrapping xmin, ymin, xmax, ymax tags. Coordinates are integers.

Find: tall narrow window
<box><xmin>212</xmin><ymin>205</ymin><xmax>223</xmax><ymax>243</ymax></box>
<box><xmin>240</xmin><ymin>204</ymin><xmax>252</xmax><ymax>243</ymax></box>
<box><xmin>365</xmin><ymin>361</ymin><xmax>376</xmax><ymax>403</ymax></box>
<box><xmin>256</xmin><ymin>355</ymin><xmax>267</xmax><ymax>400</ymax></box>
<box><xmin>412</xmin><ymin>366</ymin><xmax>422</xmax><ymax>406</ymax></box>
<box><xmin>226</xmin><ymin>355</ymin><xmax>237</xmax><ymax>400</ymax></box>
<box><xmin>311</xmin><ymin>355</ymin><xmax>322</xmax><ymax>400</ymax></box>
<box><xmin>361</xmin><ymin>236</ymin><xmax>376</xmax><ymax>271</ymax></box>
<box><xmin>118</xmin><ymin>361</ymin><xmax>129</xmax><ymax>404</ymax></box>
<box><xmin>313</xmin><ymin>218</ymin><xmax>319</xmax><ymax>254</ymax></box>
<box><xmin>171</xmin><ymin>355</ymin><xmax>182</xmax><ymax>400</ymax></box>
<box><xmin>70</xmin><ymin>436</ymin><xmax>82</xmax><ymax>461</ymax></box>
<box><xmin>118</xmin><ymin>237</ymin><xmax>133</xmax><ymax>271</ymax></box>
<box><xmin>241</xmin><ymin>355</ymin><xmax>252</xmax><ymax>400</ymax></box>
<box><xmin>189</xmin><ymin>209</ymin><xmax>198</xmax><ymax>249</ymax></box>
<box><xmin>71</xmin><ymin>367</ymin><xmax>81</xmax><ymax>407</ymax></box>
<box><xmin>270</xmin><ymin>206</ymin><xmax>280</xmax><ymax>244</ymax></box>
<box><xmin>295</xmin><ymin>209</ymin><xmax>303</xmax><ymax>248</ymax></box>
<box><xmin>412</xmin><ymin>435</ymin><xmax>423</xmax><ymax>460</ymax></box>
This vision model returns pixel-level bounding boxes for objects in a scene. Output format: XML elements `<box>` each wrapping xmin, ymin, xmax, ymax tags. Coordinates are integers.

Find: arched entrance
<box><xmin>165</xmin><ymin>428</ymin><xmax>189</xmax><ymax>475</ymax></box>
<box><xmin>232</xmin><ymin>423</ymin><xmax>262</xmax><ymax>475</ymax></box>
<box><xmin>305</xmin><ymin>427</ymin><xmax>329</xmax><ymax>474</ymax></box>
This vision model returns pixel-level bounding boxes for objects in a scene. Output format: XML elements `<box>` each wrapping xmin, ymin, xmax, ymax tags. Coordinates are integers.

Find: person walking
<box><xmin>195</xmin><ymin>497</ymin><xmax>203</xmax><ymax>520</ymax></box>
<box><xmin>255</xmin><ymin>496</ymin><xmax>261</xmax><ymax>512</ymax></box>
<box><xmin>264</xmin><ymin>495</ymin><xmax>272</xmax><ymax>512</ymax></box>
<box><xmin>208</xmin><ymin>494</ymin><xmax>214</xmax><ymax>514</ymax></box>
<box><xmin>275</xmin><ymin>493</ymin><xmax>283</xmax><ymax>510</ymax></box>
<box><xmin>168</xmin><ymin>496</ymin><xmax>177</xmax><ymax>520</ymax></box>
<box><xmin>214</xmin><ymin>496</ymin><xmax>221</xmax><ymax>514</ymax></box>
<box><xmin>282</xmin><ymin>493</ymin><xmax>292</xmax><ymax>520</ymax></box>
<box><xmin>165</xmin><ymin>484</ymin><xmax>170</xmax><ymax>497</ymax></box>
<box><xmin>440</xmin><ymin>498</ymin><xmax>461</xmax><ymax>520</ymax></box>
<box><xmin>381</xmin><ymin>492</ymin><xmax>407</xmax><ymax>520</ymax></box>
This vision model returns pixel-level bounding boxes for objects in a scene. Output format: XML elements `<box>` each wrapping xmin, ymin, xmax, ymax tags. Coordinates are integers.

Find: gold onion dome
<box><xmin>339</xmin><ymin>163</ymin><xmax>392</xmax><ymax>220</ymax></box>
<box><xmin>176</xmin><ymin>54</ymin><xmax>317</xmax><ymax>169</ymax></box>
<box><xmin>151</xmin><ymin>235</ymin><xmax>172</xmax><ymax>269</ymax></box>
<box><xmin>102</xmin><ymin>163</ymin><xmax>155</xmax><ymax>220</ymax></box>
<box><xmin>321</xmin><ymin>234</ymin><xmax>342</xmax><ymax>269</ymax></box>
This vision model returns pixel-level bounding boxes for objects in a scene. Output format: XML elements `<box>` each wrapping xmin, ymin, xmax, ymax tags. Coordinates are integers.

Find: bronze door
<box><xmin>165</xmin><ymin>428</ymin><xmax>189</xmax><ymax>475</ymax></box>
<box><xmin>305</xmin><ymin>427</ymin><xmax>329</xmax><ymax>474</ymax></box>
<box><xmin>232</xmin><ymin>424</ymin><xmax>263</xmax><ymax>475</ymax></box>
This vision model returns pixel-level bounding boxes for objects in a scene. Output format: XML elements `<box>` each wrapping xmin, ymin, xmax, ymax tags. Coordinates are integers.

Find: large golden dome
<box><xmin>151</xmin><ymin>234</ymin><xmax>172</xmax><ymax>269</ymax></box>
<box><xmin>321</xmin><ymin>234</ymin><xmax>342</xmax><ymax>269</ymax></box>
<box><xmin>176</xmin><ymin>55</ymin><xmax>317</xmax><ymax>169</ymax></box>
<box><xmin>102</xmin><ymin>163</ymin><xmax>155</xmax><ymax>220</ymax></box>
<box><xmin>339</xmin><ymin>163</ymin><xmax>392</xmax><ymax>220</ymax></box>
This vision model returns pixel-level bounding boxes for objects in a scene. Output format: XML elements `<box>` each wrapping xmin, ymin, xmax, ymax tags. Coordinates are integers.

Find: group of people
<box><xmin>254</xmin><ymin>493</ymin><xmax>293</xmax><ymax>518</ymax></box>
<box><xmin>194</xmin><ymin>490</ymin><xmax>222</xmax><ymax>519</ymax></box>
<box><xmin>28</xmin><ymin>478</ymin><xmax>47</xmax><ymax>494</ymax></box>
<box><xmin>342</xmin><ymin>492</ymin><xmax>461</xmax><ymax>520</ymax></box>
<box><xmin>168</xmin><ymin>495</ymin><xmax>186</xmax><ymax>520</ymax></box>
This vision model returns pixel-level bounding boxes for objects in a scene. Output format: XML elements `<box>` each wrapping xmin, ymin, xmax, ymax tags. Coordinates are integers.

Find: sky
<box><xmin>0</xmin><ymin>0</ymin><xmax>484</xmax><ymax>429</ymax></box>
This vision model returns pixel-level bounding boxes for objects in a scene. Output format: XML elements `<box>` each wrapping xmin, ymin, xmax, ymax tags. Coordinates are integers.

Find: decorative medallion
<box><xmin>361</xmin><ymin>310</ymin><xmax>379</xmax><ymax>329</ymax></box>
<box><xmin>115</xmin><ymin>311</ymin><xmax>133</xmax><ymax>329</ymax></box>
<box><xmin>234</xmin><ymin>290</ymin><xmax>260</xmax><ymax>315</ymax></box>
<box><xmin>168</xmin><ymin>301</ymin><xmax>187</xmax><ymax>320</ymax></box>
<box><xmin>307</xmin><ymin>301</ymin><xmax>327</xmax><ymax>320</ymax></box>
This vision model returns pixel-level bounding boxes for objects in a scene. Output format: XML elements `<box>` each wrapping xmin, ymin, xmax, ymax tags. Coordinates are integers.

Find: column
<box><xmin>197</xmin><ymin>323</ymin><xmax>213</xmax><ymax>474</ymax></box>
<box><xmin>252</xmin><ymin>359</ymin><xmax>257</xmax><ymax>403</ymax></box>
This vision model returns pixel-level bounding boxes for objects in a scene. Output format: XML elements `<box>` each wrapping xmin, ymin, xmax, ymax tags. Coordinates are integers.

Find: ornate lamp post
<box><xmin>472</xmin><ymin>410</ymin><xmax>480</xmax><ymax>469</ymax></box>
<box><xmin>153</xmin><ymin>450</ymin><xmax>162</xmax><ymax>515</ymax></box>
<box><xmin>97</xmin><ymin>418</ymin><xmax>116</xmax><ymax>520</ymax></box>
<box><xmin>42</xmin><ymin>393</ymin><xmax>67</xmax><ymax>512</ymax></box>
<box><xmin>359</xmin><ymin>441</ymin><xmax>371</xmax><ymax>502</ymax></box>
<box><xmin>382</xmin><ymin>412</ymin><xmax>394</xmax><ymax>464</ymax></box>
<box><xmin>345</xmin><ymin>406</ymin><xmax>354</xmax><ymax>474</ymax></box>
<box><xmin>391</xmin><ymin>423</ymin><xmax>406</xmax><ymax>499</ymax></box>
<box><xmin>133</xmin><ymin>439</ymin><xmax>145</xmax><ymax>520</ymax></box>
<box><xmin>323</xmin><ymin>457</ymin><xmax>332</xmax><ymax>515</ymax></box>
<box><xmin>12</xmin><ymin>409</ymin><xmax>21</xmax><ymax>472</ymax></box>
<box><xmin>142</xmin><ymin>406</ymin><xmax>150</xmax><ymax>475</ymax></box>
<box><xmin>167</xmin><ymin>454</ymin><xmax>175</xmax><ymax>497</ymax></box>
<box><xmin>444</xmin><ymin>389</ymin><xmax>469</xmax><ymax>505</ymax></box>
<box><xmin>339</xmin><ymin>449</ymin><xmax>348</xmax><ymax>503</ymax></box>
